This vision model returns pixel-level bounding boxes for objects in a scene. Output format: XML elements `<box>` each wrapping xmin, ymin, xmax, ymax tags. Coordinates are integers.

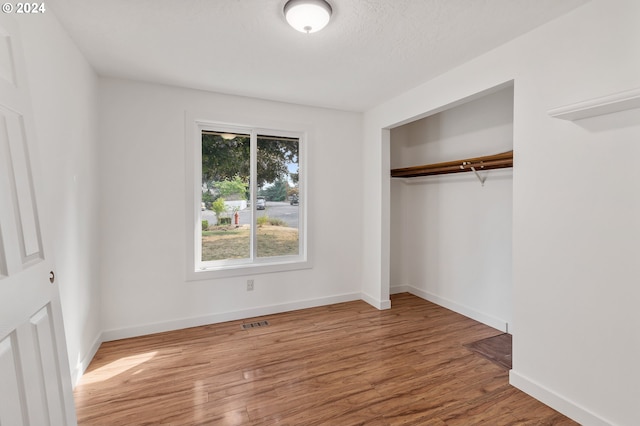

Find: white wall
<box><xmin>390</xmin><ymin>87</ymin><xmax>513</xmax><ymax>331</ymax></box>
<box><xmin>18</xmin><ymin>14</ymin><xmax>102</xmax><ymax>385</ymax></box>
<box><xmin>98</xmin><ymin>78</ymin><xmax>363</xmax><ymax>338</ymax></box>
<box><xmin>363</xmin><ymin>0</ymin><xmax>640</xmax><ymax>424</ymax></box>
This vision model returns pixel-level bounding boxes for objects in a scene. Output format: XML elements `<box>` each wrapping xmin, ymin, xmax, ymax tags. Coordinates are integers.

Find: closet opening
<box><xmin>389</xmin><ymin>83</ymin><xmax>514</xmax><ymax>333</ymax></box>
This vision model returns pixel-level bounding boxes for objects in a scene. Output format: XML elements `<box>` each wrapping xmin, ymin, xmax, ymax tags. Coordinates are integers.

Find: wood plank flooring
<box><xmin>74</xmin><ymin>293</ymin><xmax>578</xmax><ymax>425</ymax></box>
<box><xmin>464</xmin><ymin>333</ymin><xmax>513</xmax><ymax>370</ymax></box>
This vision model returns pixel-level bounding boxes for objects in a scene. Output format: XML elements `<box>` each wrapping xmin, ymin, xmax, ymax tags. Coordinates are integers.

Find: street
<box><xmin>202</xmin><ymin>201</ymin><xmax>299</xmax><ymax>228</ymax></box>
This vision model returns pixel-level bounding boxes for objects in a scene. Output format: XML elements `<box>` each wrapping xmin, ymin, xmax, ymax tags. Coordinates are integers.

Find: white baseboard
<box><xmin>404</xmin><ymin>285</ymin><xmax>508</xmax><ymax>332</ymax></box>
<box><xmin>102</xmin><ymin>292</ymin><xmax>363</xmax><ymax>342</ymax></box>
<box><xmin>390</xmin><ymin>284</ymin><xmax>410</xmax><ymax>294</ymax></box>
<box><xmin>509</xmin><ymin>370</ymin><xmax>614</xmax><ymax>426</ymax></box>
<box><xmin>71</xmin><ymin>332</ymin><xmax>103</xmax><ymax>387</ymax></box>
<box><xmin>360</xmin><ymin>291</ymin><xmax>391</xmax><ymax>310</ymax></box>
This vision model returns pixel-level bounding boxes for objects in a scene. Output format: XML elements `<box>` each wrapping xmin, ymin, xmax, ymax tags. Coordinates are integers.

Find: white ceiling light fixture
<box><xmin>284</xmin><ymin>0</ymin><xmax>332</xmax><ymax>34</ymax></box>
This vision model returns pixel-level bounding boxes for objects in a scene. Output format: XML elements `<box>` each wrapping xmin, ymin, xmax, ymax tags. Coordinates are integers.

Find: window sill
<box><xmin>187</xmin><ymin>259</ymin><xmax>312</xmax><ymax>281</ymax></box>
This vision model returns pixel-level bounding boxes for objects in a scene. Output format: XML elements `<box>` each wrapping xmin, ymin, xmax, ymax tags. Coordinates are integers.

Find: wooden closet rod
<box><xmin>390</xmin><ymin>151</ymin><xmax>513</xmax><ymax>178</ymax></box>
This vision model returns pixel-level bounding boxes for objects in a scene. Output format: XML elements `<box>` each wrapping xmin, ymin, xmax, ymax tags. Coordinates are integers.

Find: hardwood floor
<box><xmin>74</xmin><ymin>293</ymin><xmax>577</xmax><ymax>425</ymax></box>
<box><xmin>464</xmin><ymin>333</ymin><xmax>512</xmax><ymax>370</ymax></box>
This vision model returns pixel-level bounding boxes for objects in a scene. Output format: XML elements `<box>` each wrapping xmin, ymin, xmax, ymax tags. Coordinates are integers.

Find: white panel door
<box><xmin>0</xmin><ymin>14</ymin><xmax>77</xmax><ymax>426</ymax></box>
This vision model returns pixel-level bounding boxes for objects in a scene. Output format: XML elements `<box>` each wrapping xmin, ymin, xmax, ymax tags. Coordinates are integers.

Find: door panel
<box><xmin>0</xmin><ymin>104</ymin><xmax>43</xmax><ymax>265</ymax></box>
<box><xmin>0</xmin><ymin>14</ymin><xmax>77</xmax><ymax>426</ymax></box>
<box><xmin>30</xmin><ymin>305</ymin><xmax>66</xmax><ymax>425</ymax></box>
<box><xmin>0</xmin><ymin>333</ymin><xmax>27</xmax><ymax>425</ymax></box>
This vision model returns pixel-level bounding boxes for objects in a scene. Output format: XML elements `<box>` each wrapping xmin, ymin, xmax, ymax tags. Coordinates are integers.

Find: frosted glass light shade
<box><xmin>284</xmin><ymin>0</ymin><xmax>332</xmax><ymax>33</ymax></box>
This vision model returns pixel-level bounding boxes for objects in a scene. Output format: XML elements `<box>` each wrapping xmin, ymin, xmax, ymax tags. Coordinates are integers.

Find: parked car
<box><xmin>201</xmin><ymin>202</ymin><xmax>206</xmax><ymax>211</ymax></box>
<box><xmin>256</xmin><ymin>196</ymin><xmax>266</xmax><ymax>210</ymax></box>
<box><xmin>290</xmin><ymin>194</ymin><xmax>299</xmax><ymax>205</ymax></box>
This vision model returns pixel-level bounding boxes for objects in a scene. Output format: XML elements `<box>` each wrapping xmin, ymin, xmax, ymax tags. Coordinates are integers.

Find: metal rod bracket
<box><xmin>462</xmin><ymin>162</ymin><xmax>486</xmax><ymax>186</ymax></box>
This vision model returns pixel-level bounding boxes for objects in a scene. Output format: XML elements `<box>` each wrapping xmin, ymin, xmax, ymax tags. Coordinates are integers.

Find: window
<box><xmin>188</xmin><ymin>121</ymin><xmax>308</xmax><ymax>278</ymax></box>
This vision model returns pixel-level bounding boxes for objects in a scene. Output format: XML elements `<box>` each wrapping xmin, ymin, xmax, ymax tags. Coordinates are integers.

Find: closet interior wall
<box><xmin>390</xmin><ymin>86</ymin><xmax>514</xmax><ymax>331</ymax></box>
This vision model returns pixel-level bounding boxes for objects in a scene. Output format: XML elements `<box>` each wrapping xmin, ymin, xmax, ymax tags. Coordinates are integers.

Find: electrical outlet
<box><xmin>246</xmin><ymin>279</ymin><xmax>254</xmax><ymax>291</ymax></box>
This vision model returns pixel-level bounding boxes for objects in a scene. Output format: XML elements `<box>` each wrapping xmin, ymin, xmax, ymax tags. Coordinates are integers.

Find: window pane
<box><xmin>201</xmin><ymin>131</ymin><xmax>251</xmax><ymax>262</ymax></box>
<box><xmin>256</xmin><ymin>135</ymin><xmax>299</xmax><ymax>258</ymax></box>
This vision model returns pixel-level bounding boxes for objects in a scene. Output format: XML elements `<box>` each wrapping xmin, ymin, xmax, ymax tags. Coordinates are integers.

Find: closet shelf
<box><xmin>390</xmin><ymin>151</ymin><xmax>513</xmax><ymax>179</ymax></box>
<box><xmin>548</xmin><ymin>87</ymin><xmax>640</xmax><ymax>121</ymax></box>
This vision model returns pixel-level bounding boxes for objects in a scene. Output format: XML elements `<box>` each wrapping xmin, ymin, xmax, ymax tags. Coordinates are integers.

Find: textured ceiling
<box><xmin>49</xmin><ymin>0</ymin><xmax>587</xmax><ymax>111</ymax></box>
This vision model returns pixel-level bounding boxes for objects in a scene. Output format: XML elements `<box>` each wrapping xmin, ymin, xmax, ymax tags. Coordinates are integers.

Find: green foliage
<box><xmin>215</xmin><ymin>176</ymin><xmax>247</xmax><ymax>199</ymax></box>
<box><xmin>257</xmin><ymin>216</ymin><xmax>286</xmax><ymax>227</ymax></box>
<box><xmin>202</xmin><ymin>190</ymin><xmax>215</xmax><ymax>208</ymax></box>
<box><xmin>202</xmin><ymin>134</ymin><xmax>250</xmax><ymax>187</ymax></box>
<box><xmin>259</xmin><ymin>179</ymin><xmax>288</xmax><ymax>202</ymax></box>
<box><xmin>202</xmin><ymin>133</ymin><xmax>298</xmax><ymax>189</ymax></box>
<box><xmin>201</xmin><ymin>220</ymin><xmax>209</xmax><ymax>231</ymax></box>
<box><xmin>287</xmin><ymin>186</ymin><xmax>299</xmax><ymax>198</ymax></box>
<box><xmin>256</xmin><ymin>138</ymin><xmax>298</xmax><ymax>187</ymax></box>
<box><xmin>219</xmin><ymin>217</ymin><xmax>231</xmax><ymax>225</ymax></box>
<box><xmin>211</xmin><ymin>198</ymin><xmax>227</xmax><ymax>221</ymax></box>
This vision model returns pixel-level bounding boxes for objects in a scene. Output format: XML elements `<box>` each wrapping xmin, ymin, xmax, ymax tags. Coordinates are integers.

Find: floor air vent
<box><xmin>241</xmin><ymin>320</ymin><xmax>269</xmax><ymax>330</ymax></box>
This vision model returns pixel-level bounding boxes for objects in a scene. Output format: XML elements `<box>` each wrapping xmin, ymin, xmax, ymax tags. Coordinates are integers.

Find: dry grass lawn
<box><xmin>202</xmin><ymin>225</ymin><xmax>298</xmax><ymax>261</ymax></box>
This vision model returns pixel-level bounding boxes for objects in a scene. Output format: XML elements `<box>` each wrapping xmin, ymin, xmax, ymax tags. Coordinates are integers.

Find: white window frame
<box><xmin>186</xmin><ymin>116</ymin><xmax>310</xmax><ymax>280</ymax></box>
